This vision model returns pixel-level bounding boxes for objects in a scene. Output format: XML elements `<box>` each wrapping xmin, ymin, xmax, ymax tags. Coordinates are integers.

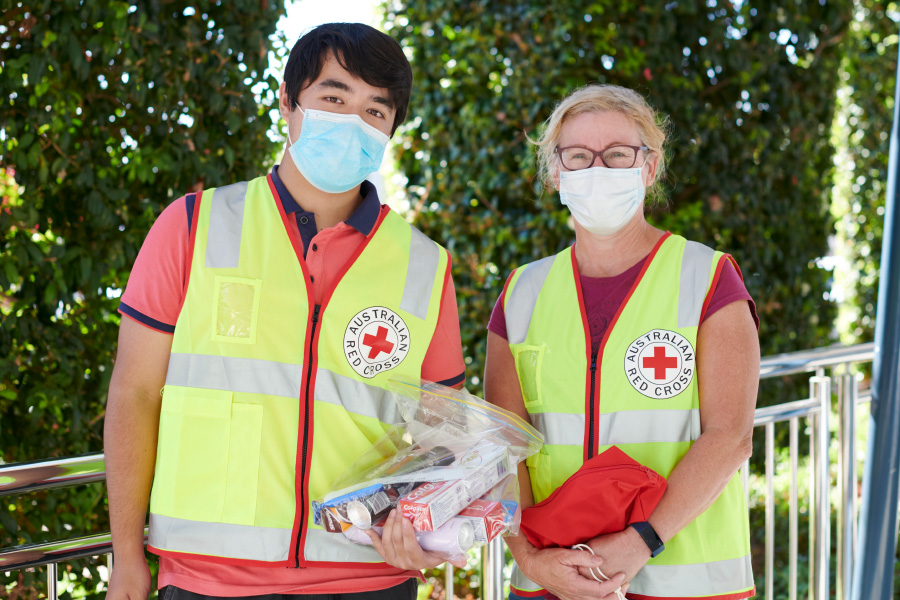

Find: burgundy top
<box><xmin>488</xmin><ymin>253</ymin><xmax>759</xmax><ymax>353</ymax></box>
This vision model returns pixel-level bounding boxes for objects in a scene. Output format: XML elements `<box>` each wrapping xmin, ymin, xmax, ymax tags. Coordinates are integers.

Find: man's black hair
<box><xmin>284</xmin><ymin>23</ymin><xmax>413</xmax><ymax>134</ymax></box>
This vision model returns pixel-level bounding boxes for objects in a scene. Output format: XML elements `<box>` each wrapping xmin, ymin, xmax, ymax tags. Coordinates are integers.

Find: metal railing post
<box><xmin>808</xmin><ymin>408</ymin><xmax>817</xmax><ymax>600</ymax></box>
<box><xmin>47</xmin><ymin>562</ymin><xmax>58</xmax><ymax>600</ymax></box>
<box><xmin>481</xmin><ymin>537</ymin><xmax>504</xmax><ymax>600</ymax></box>
<box><xmin>765</xmin><ymin>423</ymin><xmax>775</xmax><ymax>600</ymax></box>
<box><xmin>790</xmin><ymin>417</ymin><xmax>798</xmax><ymax>600</ymax></box>
<box><xmin>811</xmin><ymin>375</ymin><xmax>832</xmax><ymax>600</ymax></box>
<box><xmin>839</xmin><ymin>371</ymin><xmax>858</xmax><ymax>600</ymax></box>
<box><xmin>445</xmin><ymin>563</ymin><xmax>454</xmax><ymax>600</ymax></box>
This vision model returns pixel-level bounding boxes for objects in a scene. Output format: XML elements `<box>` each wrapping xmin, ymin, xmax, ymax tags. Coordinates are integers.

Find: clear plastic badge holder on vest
<box><xmin>312</xmin><ymin>378</ymin><xmax>544</xmax><ymax>561</ymax></box>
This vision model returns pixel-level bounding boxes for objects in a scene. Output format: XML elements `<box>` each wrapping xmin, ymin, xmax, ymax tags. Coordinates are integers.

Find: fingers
<box><xmin>384</xmin><ymin>510</ymin><xmax>416</xmax><ymax>566</ymax></box>
<box><xmin>552</xmin><ymin>578</ymin><xmax>612</xmax><ymax>600</ymax></box>
<box><xmin>365</xmin><ymin>527</ymin><xmax>389</xmax><ymax>564</ymax></box>
<box><xmin>594</xmin><ymin>573</ymin><xmax>627</xmax><ymax>600</ymax></box>
<box><xmin>560</xmin><ymin>547</ymin><xmax>606</xmax><ymax>569</ymax></box>
<box><xmin>374</xmin><ymin>509</ymin><xmax>447</xmax><ymax>570</ymax></box>
<box><xmin>363</xmin><ymin>510</ymin><xmax>471</xmax><ymax>571</ymax></box>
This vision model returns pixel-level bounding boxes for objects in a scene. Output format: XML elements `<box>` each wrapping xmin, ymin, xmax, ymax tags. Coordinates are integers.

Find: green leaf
<box><xmin>41</xmin><ymin>31</ymin><xmax>58</xmax><ymax>49</ymax></box>
<box><xmin>3</xmin><ymin>261</ymin><xmax>19</xmax><ymax>285</ymax></box>
<box><xmin>44</xmin><ymin>281</ymin><xmax>58</xmax><ymax>307</ymax></box>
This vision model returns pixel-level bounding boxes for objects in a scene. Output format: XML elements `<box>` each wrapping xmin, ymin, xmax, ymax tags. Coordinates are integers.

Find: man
<box><xmin>104</xmin><ymin>23</ymin><xmax>466</xmax><ymax>600</ymax></box>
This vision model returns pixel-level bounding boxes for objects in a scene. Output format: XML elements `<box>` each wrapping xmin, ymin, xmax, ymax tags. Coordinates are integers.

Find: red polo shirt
<box><xmin>119</xmin><ymin>168</ymin><xmax>465</xmax><ymax>596</ymax></box>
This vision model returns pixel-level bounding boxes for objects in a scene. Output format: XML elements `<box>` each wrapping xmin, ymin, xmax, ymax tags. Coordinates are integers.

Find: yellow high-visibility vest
<box><xmin>148</xmin><ymin>175</ymin><xmax>449</xmax><ymax>567</ymax></box>
<box><xmin>504</xmin><ymin>233</ymin><xmax>754</xmax><ymax>599</ymax></box>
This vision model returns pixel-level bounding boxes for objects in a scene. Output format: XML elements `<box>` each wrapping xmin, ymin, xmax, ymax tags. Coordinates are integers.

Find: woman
<box><xmin>485</xmin><ymin>84</ymin><xmax>759</xmax><ymax>600</ymax></box>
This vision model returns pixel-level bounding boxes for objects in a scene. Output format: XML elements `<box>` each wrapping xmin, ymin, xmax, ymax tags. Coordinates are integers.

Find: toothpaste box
<box><xmin>397</xmin><ymin>448</ymin><xmax>511</xmax><ymax>531</ymax></box>
<box><xmin>397</xmin><ymin>480</ymin><xmax>466</xmax><ymax>531</ymax></box>
<box><xmin>457</xmin><ymin>499</ymin><xmax>508</xmax><ymax>543</ymax></box>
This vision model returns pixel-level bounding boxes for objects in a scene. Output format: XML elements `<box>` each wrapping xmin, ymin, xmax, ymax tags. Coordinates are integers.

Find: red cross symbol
<box><xmin>363</xmin><ymin>326</ymin><xmax>394</xmax><ymax>359</ymax></box>
<box><xmin>642</xmin><ymin>345</ymin><xmax>678</xmax><ymax>380</ymax></box>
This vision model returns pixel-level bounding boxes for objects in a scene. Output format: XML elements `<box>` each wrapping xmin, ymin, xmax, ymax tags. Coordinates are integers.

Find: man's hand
<box><xmin>365</xmin><ymin>509</ymin><xmax>467</xmax><ymax>570</ymax></box>
<box><xmin>105</xmin><ymin>556</ymin><xmax>151</xmax><ymax>600</ymax></box>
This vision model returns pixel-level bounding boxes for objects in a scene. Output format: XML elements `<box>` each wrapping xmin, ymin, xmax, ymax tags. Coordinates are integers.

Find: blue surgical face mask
<box><xmin>287</xmin><ymin>105</ymin><xmax>390</xmax><ymax>194</ymax></box>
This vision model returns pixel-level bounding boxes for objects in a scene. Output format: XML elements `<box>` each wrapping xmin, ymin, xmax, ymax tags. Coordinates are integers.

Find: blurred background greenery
<box><xmin>2</xmin><ymin>0</ymin><xmax>897</xmax><ymax>597</ymax></box>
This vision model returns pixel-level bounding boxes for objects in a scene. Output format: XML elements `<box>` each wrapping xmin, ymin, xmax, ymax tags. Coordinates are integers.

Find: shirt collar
<box><xmin>271</xmin><ymin>165</ymin><xmax>381</xmax><ymax>236</ymax></box>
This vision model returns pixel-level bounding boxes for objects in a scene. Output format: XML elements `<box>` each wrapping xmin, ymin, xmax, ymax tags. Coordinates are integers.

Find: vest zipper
<box><xmin>294</xmin><ymin>303</ymin><xmax>321</xmax><ymax>567</ymax></box>
<box><xmin>587</xmin><ymin>351</ymin><xmax>598</xmax><ymax>460</ymax></box>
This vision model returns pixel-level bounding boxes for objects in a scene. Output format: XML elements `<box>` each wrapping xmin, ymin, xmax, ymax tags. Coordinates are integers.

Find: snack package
<box><xmin>315</xmin><ymin>481</ymin><xmax>418</xmax><ymax>532</ymax></box>
<box><xmin>314</xmin><ymin>378</ymin><xmax>542</xmax><ymax>545</ymax></box>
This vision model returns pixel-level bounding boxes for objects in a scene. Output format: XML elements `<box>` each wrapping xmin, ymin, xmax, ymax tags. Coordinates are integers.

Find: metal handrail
<box><xmin>0</xmin><ymin>341</ymin><xmax>880</xmax><ymax>599</ymax></box>
<box><xmin>0</xmin><ymin>453</ymin><xmax>105</xmax><ymax>497</ymax></box>
<box><xmin>759</xmin><ymin>342</ymin><xmax>874</xmax><ymax>379</ymax></box>
<box><xmin>0</xmin><ymin>530</ymin><xmax>144</xmax><ymax>571</ymax></box>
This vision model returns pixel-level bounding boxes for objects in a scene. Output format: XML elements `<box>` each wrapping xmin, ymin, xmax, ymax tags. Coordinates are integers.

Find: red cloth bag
<box><xmin>519</xmin><ymin>446</ymin><xmax>667</xmax><ymax>549</ymax></box>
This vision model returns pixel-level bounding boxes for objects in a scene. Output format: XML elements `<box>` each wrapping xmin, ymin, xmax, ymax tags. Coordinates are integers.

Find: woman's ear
<box><xmin>643</xmin><ymin>152</ymin><xmax>659</xmax><ymax>187</ymax></box>
<box><xmin>550</xmin><ymin>158</ymin><xmax>561</xmax><ymax>191</ymax></box>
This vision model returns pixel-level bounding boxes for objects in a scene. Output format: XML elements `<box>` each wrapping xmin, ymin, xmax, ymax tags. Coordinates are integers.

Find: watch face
<box><xmin>632</xmin><ymin>522</ymin><xmax>664</xmax><ymax>556</ymax></box>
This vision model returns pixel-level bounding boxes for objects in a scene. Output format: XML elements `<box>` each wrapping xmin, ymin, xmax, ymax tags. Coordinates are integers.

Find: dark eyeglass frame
<box><xmin>556</xmin><ymin>144</ymin><xmax>650</xmax><ymax>170</ymax></box>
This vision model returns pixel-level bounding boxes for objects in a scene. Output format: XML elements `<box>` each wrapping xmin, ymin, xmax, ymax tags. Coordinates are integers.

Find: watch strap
<box><xmin>630</xmin><ymin>521</ymin><xmax>665</xmax><ymax>557</ymax></box>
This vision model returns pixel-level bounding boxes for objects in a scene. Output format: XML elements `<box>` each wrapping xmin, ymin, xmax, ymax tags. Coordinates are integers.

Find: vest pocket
<box><xmin>221</xmin><ymin>402</ymin><xmax>263</xmax><ymax>525</ymax></box>
<box><xmin>211</xmin><ymin>276</ymin><xmax>262</xmax><ymax>344</ymax></box>
<box><xmin>524</xmin><ymin>447</ymin><xmax>552</xmax><ymax>503</ymax></box>
<box><xmin>155</xmin><ymin>387</ymin><xmax>263</xmax><ymax>525</ymax></box>
<box><xmin>512</xmin><ymin>344</ymin><xmax>545</xmax><ymax>410</ymax></box>
<box><xmin>155</xmin><ymin>386</ymin><xmax>232</xmax><ymax>521</ymax></box>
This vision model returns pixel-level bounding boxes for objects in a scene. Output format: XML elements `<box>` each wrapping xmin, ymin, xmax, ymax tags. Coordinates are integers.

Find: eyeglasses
<box><xmin>556</xmin><ymin>145</ymin><xmax>650</xmax><ymax>170</ymax></box>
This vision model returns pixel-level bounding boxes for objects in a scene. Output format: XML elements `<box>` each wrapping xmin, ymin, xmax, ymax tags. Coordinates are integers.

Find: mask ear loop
<box><xmin>571</xmin><ymin>544</ymin><xmax>626</xmax><ymax>600</ymax></box>
<box><xmin>287</xmin><ymin>103</ymin><xmax>305</xmax><ymax>149</ymax></box>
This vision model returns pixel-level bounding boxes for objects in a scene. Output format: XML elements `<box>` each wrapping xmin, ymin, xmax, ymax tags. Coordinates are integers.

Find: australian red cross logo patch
<box><xmin>344</xmin><ymin>306</ymin><xmax>410</xmax><ymax>379</ymax></box>
<box><xmin>624</xmin><ymin>329</ymin><xmax>695</xmax><ymax>399</ymax></box>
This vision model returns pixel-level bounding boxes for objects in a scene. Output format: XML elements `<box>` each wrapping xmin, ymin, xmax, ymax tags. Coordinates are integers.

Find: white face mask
<box><xmin>558</xmin><ymin>165</ymin><xmax>646</xmax><ymax>236</ymax></box>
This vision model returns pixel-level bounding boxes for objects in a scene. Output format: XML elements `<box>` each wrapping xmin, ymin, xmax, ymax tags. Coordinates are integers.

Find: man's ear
<box><xmin>278</xmin><ymin>81</ymin><xmax>292</xmax><ymax>123</ymax></box>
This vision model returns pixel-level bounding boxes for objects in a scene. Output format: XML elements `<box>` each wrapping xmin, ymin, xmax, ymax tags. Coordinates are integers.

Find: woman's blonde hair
<box><xmin>534</xmin><ymin>84</ymin><xmax>670</xmax><ymax>204</ymax></box>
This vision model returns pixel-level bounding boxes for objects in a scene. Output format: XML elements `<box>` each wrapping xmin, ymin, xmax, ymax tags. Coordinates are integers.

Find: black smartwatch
<box><xmin>630</xmin><ymin>521</ymin><xmax>665</xmax><ymax>557</ymax></box>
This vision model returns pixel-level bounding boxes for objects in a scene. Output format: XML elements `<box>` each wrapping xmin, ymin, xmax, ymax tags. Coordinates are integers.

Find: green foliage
<box><xmin>387</xmin><ymin>0</ymin><xmax>851</xmax><ymax>396</ymax></box>
<box><xmin>0</xmin><ymin>1</ymin><xmax>284</xmax><ymax>597</ymax></box>
<box><xmin>831</xmin><ymin>1</ymin><xmax>897</xmax><ymax>344</ymax></box>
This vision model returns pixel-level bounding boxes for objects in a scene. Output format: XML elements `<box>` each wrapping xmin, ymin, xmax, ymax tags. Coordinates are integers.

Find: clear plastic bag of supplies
<box><xmin>312</xmin><ymin>378</ymin><xmax>542</xmax><ymax>558</ymax></box>
<box><xmin>339</xmin><ymin>475</ymin><xmax>522</xmax><ymax>562</ymax></box>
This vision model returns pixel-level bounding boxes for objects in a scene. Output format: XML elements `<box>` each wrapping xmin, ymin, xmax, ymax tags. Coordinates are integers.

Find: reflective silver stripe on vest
<box><xmin>166</xmin><ymin>353</ymin><xmax>303</xmax><ymax>399</ymax></box>
<box><xmin>678</xmin><ymin>241</ymin><xmax>716</xmax><ymax>328</ymax></box>
<box><xmin>205</xmin><ymin>181</ymin><xmax>248</xmax><ymax>269</ymax></box>
<box><xmin>149</xmin><ymin>512</ymin><xmax>291</xmax><ymax>562</ymax></box>
<box><xmin>400</xmin><ymin>226</ymin><xmax>440</xmax><ymax>320</ymax></box>
<box><xmin>511</xmin><ymin>563</ymin><xmax>543</xmax><ymax>592</ymax></box>
<box><xmin>303</xmin><ymin>527</ymin><xmax>383</xmax><ymax>563</ymax></box>
<box><xmin>505</xmin><ymin>255</ymin><xmax>557</xmax><ymax>344</ymax></box>
<box><xmin>531</xmin><ymin>412</ymin><xmax>584</xmax><ymax>446</ymax></box>
<box><xmin>314</xmin><ymin>368</ymin><xmax>402</xmax><ymax>424</ymax></box>
<box><xmin>533</xmin><ymin>409</ymin><xmax>700</xmax><ymax>446</ymax></box>
<box><xmin>631</xmin><ymin>554</ymin><xmax>754</xmax><ymax>597</ymax></box>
